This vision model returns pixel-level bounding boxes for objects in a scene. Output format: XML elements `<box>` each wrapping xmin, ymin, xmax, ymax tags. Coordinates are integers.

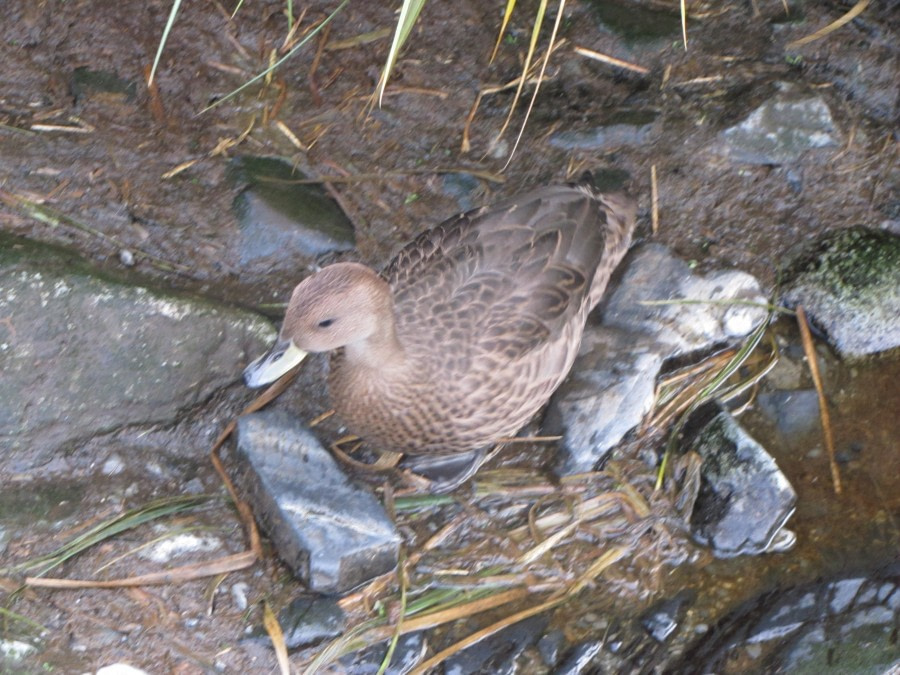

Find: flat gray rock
<box><xmin>549</xmin><ymin>111</ymin><xmax>656</xmax><ymax>151</ymax></box>
<box><xmin>549</xmin><ymin>244</ymin><xmax>768</xmax><ymax>475</ymax></box>
<box><xmin>686</xmin><ymin>409</ymin><xmax>796</xmax><ymax>557</ymax></box>
<box><xmin>717</xmin><ymin>82</ymin><xmax>839</xmax><ymax>164</ymax></box>
<box><xmin>546</xmin><ymin>329</ymin><xmax>661</xmax><ymax>475</ymax></box>
<box><xmin>229</xmin><ymin>156</ymin><xmax>355</xmax><ymax>268</ymax></box>
<box><xmin>0</xmin><ymin>235</ymin><xmax>275</xmax><ymax>473</ymax></box>
<box><xmin>603</xmin><ymin>244</ymin><xmax>768</xmax><ymax>356</ymax></box>
<box><xmin>235</xmin><ymin>411</ymin><xmax>400</xmax><ymax>594</ymax></box>
<box><xmin>781</xmin><ymin>226</ymin><xmax>900</xmax><ymax>358</ymax></box>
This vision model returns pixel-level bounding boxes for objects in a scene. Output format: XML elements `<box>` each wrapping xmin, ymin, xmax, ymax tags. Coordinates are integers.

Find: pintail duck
<box><xmin>244</xmin><ymin>179</ymin><xmax>637</xmax><ymax>489</ymax></box>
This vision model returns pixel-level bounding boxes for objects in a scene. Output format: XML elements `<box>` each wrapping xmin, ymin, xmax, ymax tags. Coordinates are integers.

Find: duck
<box><xmin>244</xmin><ymin>178</ymin><xmax>637</xmax><ymax>489</ymax></box>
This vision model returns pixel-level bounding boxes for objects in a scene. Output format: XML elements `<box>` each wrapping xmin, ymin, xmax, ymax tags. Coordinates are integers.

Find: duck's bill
<box><xmin>243</xmin><ymin>338</ymin><xmax>308</xmax><ymax>388</ymax></box>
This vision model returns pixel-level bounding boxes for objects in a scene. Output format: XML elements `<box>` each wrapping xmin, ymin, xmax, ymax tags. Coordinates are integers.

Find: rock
<box><xmin>602</xmin><ymin>244</ymin><xmax>769</xmax><ymax>356</ymax></box>
<box><xmin>808</xmin><ymin>40</ymin><xmax>898</xmax><ymax>125</ymax></box>
<box><xmin>0</xmin><ymin>234</ymin><xmax>275</xmax><ymax>473</ymax></box>
<box><xmin>536</xmin><ymin>630</ymin><xmax>566</xmax><ymax>668</ymax></box>
<box><xmin>0</xmin><ymin>639</ymin><xmax>36</xmax><ymax>663</ymax></box>
<box><xmin>70</xmin><ymin>67</ymin><xmax>137</xmax><ymax>103</ymax></box>
<box><xmin>235</xmin><ymin>411</ymin><xmax>401</xmax><ymax>594</ymax></box>
<box><xmin>95</xmin><ymin>666</ymin><xmax>151</xmax><ymax>675</ymax></box>
<box><xmin>548</xmin><ymin>244</ymin><xmax>769</xmax><ymax>475</ymax></box>
<box><xmin>546</xmin><ymin>328</ymin><xmax>662</xmax><ymax>475</ymax></box>
<box><xmin>781</xmin><ymin>226</ymin><xmax>900</xmax><ymax>358</ymax></box>
<box><xmin>555</xmin><ymin>640</ymin><xmax>604</xmax><ymax>675</ymax></box>
<box><xmin>440</xmin><ymin>172</ymin><xmax>482</xmax><ymax>212</ymax></box>
<box><xmin>443</xmin><ymin>614</ymin><xmax>548</xmax><ymax>675</ymax></box>
<box><xmin>549</xmin><ymin>111</ymin><xmax>657</xmax><ymax>151</ymax></box>
<box><xmin>340</xmin><ymin>631</ymin><xmax>426</xmax><ymax>674</ymax></box>
<box><xmin>139</xmin><ymin>533</ymin><xmax>224</xmax><ymax>564</ymax></box>
<box><xmin>672</xmin><ymin>566</ymin><xmax>900</xmax><ymax>673</ymax></box>
<box><xmin>685</xmin><ymin>408</ymin><xmax>797</xmax><ymax>557</ymax></box>
<box><xmin>277</xmin><ymin>596</ymin><xmax>346</xmax><ymax>649</ymax></box>
<box><xmin>587</xmin><ymin>0</ymin><xmax>681</xmax><ymax>43</ymax></box>
<box><xmin>229</xmin><ymin>156</ymin><xmax>355</xmax><ymax>268</ymax></box>
<box><xmin>756</xmin><ymin>389</ymin><xmax>821</xmax><ymax>440</ymax></box>
<box><xmin>640</xmin><ymin>591</ymin><xmax>693</xmax><ymax>642</ymax></box>
<box><xmin>718</xmin><ymin>82</ymin><xmax>839</xmax><ymax>164</ymax></box>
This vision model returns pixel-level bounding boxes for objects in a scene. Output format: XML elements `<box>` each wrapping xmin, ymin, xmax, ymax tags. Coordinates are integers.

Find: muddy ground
<box><xmin>1</xmin><ymin>0</ymin><xmax>898</xmax><ymax>672</ymax></box>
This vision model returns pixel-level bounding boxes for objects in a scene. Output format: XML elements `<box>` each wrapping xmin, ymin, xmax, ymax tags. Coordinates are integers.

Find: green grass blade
<box><xmin>376</xmin><ymin>0</ymin><xmax>428</xmax><ymax>106</ymax></box>
<box><xmin>148</xmin><ymin>0</ymin><xmax>184</xmax><ymax>86</ymax></box>
<box><xmin>490</xmin><ymin>0</ymin><xmax>518</xmax><ymax>63</ymax></box>
<box><xmin>3</xmin><ymin>495</ymin><xmax>214</xmax><ymax>578</ymax></box>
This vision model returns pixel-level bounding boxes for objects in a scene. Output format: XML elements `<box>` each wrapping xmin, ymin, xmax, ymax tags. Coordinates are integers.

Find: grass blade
<box><xmin>148</xmin><ymin>0</ymin><xmax>184</xmax><ymax>86</ymax></box>
<box><xmin>376</xmin><ymin>0</ymin><xmax>428</xmax><ymax>106</ymax></box>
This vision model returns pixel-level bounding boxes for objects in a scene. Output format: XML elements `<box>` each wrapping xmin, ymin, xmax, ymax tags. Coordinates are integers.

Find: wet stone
<box><xmin>277</xmin><ymin>596</ymin><xmax>345</xmax><ymax>649</ymax></box>
<box><xmin>672</xmin><ymin>567</ymin><xmax>900</xmax><ymax>673</ymax></box>
<box><xmin>548</xmin><ymin>244</ymin><xmax>768</xmax><ymax>475</ymax></box>
<box><xmin>536</xmin><ymin>629</ymin><xmax>566</xmax><ymax>668</ymax></box>
<box><xmin>586</xmin><ymin>0</ymin><xmax>681</xmax><ymax>43</ymax></box>
<box><xmin>549</xmin><ymin>111</ymin><xmax>657</xmax><ymax>151</ymax></box>
<box><xmin>95</xmin><ymin>666</ymin><xmax>150</xmax><ymax>675</ymax></box>
<box><xmin>640</xmin><ymin>591</ymin><xmax>694</xmax><ymax>642</ymax></box>
<box><xmin>545</xmin><ymin>328</ymin><xmax>662</xmax><ymax>475</ymax></box>
<box><xmin>555</xmin><ymin>640</ymin><xmax>604</xmax><ymax>675</ymax></box>
<box><xmin>440</xmin><ymin>172</ymin><xmax>482</xmax><ymax>212</ymax></box>
<box><xmin>685</xmin><ymin>408</ymin><xmax>797</xmax><ymax>557</ymax></box>
<box><xmin>602</xmin><ymin>244</ymin><xmax>769</xmax><ymax>356</ymax></box>
<box><xmin>781</xmin><ymin>226</ymin><xmax>900</xmax><ymax>358</ymax></box>
<box><xmin>443</xmin><ymin>614</ymin><xmax>548</xmax><ymax>675</ymax></box>
<box><xmin>757</xmin><ymin>389</ymin><xmax>820</xmax><ymax>440</ymax></box>
<box><xmin>340</xmin><ymin>631</ymin><xmax>426</xmax><ymax>674</ymax></box>
<box><xmin>0</xmin><ymin>235</ymin><xmax>275</xmax><ymax>473</ymax></box>
<box><xmin>71</xmin><ymin>67</ymin><xmax>137</xmax><ymax>103</ymax></box>
<box><xmin>228</xmin><ymin>155</ymin><xmax>355</xmax><ymax>268</ymax></box>
<box><xmin>717</xmin><ymin>82</ymin><xmax>839</xmax><ymax>164</ymax></box>
<box><xmin>235</xmin><ymin>410</ymin><xmax>401</xmax><ymax>594</ymax></box>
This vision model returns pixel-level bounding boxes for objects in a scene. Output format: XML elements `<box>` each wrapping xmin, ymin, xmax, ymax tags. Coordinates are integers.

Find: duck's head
<box><xmin>243</xmin><ymin>262</ymin><xmax>393</xmax><ymax>388</ymax></box>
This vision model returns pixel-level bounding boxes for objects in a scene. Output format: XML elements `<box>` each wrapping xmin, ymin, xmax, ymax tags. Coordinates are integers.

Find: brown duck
<box><xmin>244</xmin><ymin>180</ymin><xmax>637</xmax><ymax>487</ymax></box>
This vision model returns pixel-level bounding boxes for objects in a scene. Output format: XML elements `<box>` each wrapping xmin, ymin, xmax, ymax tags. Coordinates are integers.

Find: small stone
<box><xmin>549</xmin><ymin>111</ymin><xmax>656</xmax><ymax>151</ymax></box>
<box><xmin>718</xmin><ymin>82</ymin><xmax>839</xmax><ymax>164</ymax></box>
<box><xmin>441</xmin><ymin>172</ymin><xmax>482</xmax><ymax>212</ymax></box>
<box><xmin>341</xmin><ymin>631</ymin><xmax>426</xmax><ymax>674</ymax></box>
<box><xmin>641</xmin><ymin>592</ymin><xmax>693</xmax><ymax>642</ymax></box>
<box><xmin>140</xmin><ymin>533</ymin><xmax>223</xmax><ymax>563</ymax></box>
<box><xmin>781</xmin><ymin>226</ymin><xmax>900</xmax><ymax>358</ymax></box>
<box><xmin>602</xmin><ymin>245</ymin><xmax>768</xmax><ymax>357</ymax></box>
<box><xmin>228</xmin><ymin>156</ymin><xmax>355</xmax><ymax>268</ymax></box>
<box><xmin>547</xmin><ymin>328</ymin><xmax>662</xmax><ymax>474</ymax></box>
<box><xmin>102</xmin><ymin>453</ymin><xmax>125</xmax><ymax>475</ymax></box>
<box><xmin>95</xmin><ymin>666</ymin><xmax>150</xmax><ymax>675</ymax></box>
<box><xmin>555</xmin><ymin>640</ymin><xmax>604</xmax><ymax>675</ymax></box>
<box><xmin>549</xmin><ymin>244</ymin><xmax>769</xmax><ymax>475</ymax></box>
<box><xmin>444</xmin><ymin>615</ymin><xmax>548</xmax><ymax>675</ymax></box>
<box><xmin>0</xmin><ymin>639</ymin><xmax>36</xmax><ymax>661</ymax></box>
<box><xmin>685</xmin><ymin>408</ymin><xmax>797</xmax><ymax>557</ymax></box>
<box><xmin>236</xmin><ymin>411</ymin><xmax>401</xmax><ymax>594</ymax></box>
<box><xmin>278</xmin><ymin>596</ymin><xmax>346</xmax><ymax>649</ymax></box>
<box><xmin>757</xmin><ymin>389</ymin><xmax>820</xmax><ymax>440</ymax></box>
<box><xmin>231</xmin><ymin>582</ymin><xmax>249</xmax><ymax>611</ymax></box>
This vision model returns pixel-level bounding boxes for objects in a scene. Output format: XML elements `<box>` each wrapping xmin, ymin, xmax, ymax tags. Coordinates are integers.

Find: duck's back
<box><xmin>333</xmin><ymin>183</ymin><xmax>636</xmax><ymax>455</ymax></box>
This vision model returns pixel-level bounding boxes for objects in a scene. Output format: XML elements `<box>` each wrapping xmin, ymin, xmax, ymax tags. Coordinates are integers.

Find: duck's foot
<box><xmin>403</xmin><ymin>449</ymin><xmax>489</xmax><ymax>494</ymax></box>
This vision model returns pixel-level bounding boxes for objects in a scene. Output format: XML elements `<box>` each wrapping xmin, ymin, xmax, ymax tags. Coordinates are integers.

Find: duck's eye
<box><xmin>318</xmin><ymin>318</ymin><xmax>335</xmax><ymax>328</ymax></box>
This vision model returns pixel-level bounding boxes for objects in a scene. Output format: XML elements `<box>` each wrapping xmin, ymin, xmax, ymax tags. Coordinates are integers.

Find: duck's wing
<box><xmin>386</xmin><ymin>185</ymin><xmax>634</xmax><ymax>365</ymax></box>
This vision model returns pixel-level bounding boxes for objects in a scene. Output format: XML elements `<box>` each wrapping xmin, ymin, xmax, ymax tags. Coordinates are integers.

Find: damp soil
<box><xmin>1</xmin><ymin>0</ymin><xmax>898</xmax><ymax>672</ymax></box>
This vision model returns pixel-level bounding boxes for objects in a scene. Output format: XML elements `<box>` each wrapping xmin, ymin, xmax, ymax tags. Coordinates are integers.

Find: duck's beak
<box><xmin>243</xmin><ymin>338</ymin><xmax>308</xmax><ymax>388</ymax></box>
